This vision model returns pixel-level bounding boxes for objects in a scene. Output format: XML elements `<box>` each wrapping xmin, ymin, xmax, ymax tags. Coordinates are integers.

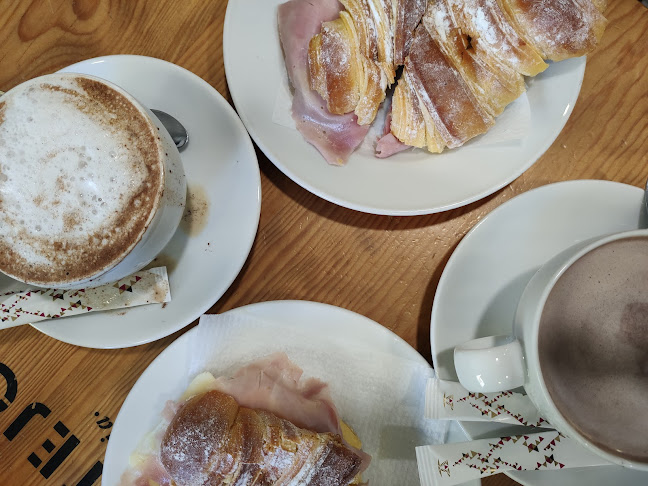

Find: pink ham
<box><xmin>375</xmin><ymin>108</ymin><xmax>410</xmax><ymax>158</ymax></box>
<box><xmin>119</xmin><ymin>402</ymin><xmax>178</xmax><ymax>486</ymax></box>
<box><xmin>278</xmin><ymin>0</ymin><xmax>370</xmax><ymax>166</ymax></box>
<box><xmin>210</xmin><ymin>353</ymin><xmax>371</xmax><ymax>473</ymax></box>
<box><xmin>212</xmin><ymin>352</ymin><xmax>342</xmax><ymax>435</ymax></box>
<box><xmin>125</xmin><ymin>456</ymin><xmax>174</xmax><ymax>486</ymax></box>
<box><xmin>375</xmin><ymin>133</ymin><xmax>409</xmax><ymax>158</ymax></box>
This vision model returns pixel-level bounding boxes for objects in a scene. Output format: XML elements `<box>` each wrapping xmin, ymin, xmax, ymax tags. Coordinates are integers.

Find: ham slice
<box><xmin>278</xmin><ymin>0</ymin><xmax>370</xmax><ymax>166</ymax></box>
<box><xmin>375</xmin><ymin>109</ymin><xmax>409</xmax><ymax>158</ymax></box>
<box><xmin>375</xmin><ymin>133</ymin><xmax>409</xmax><ymax>158</ymax></box>
<box><xmin>120</xmin><ymin>455</ymin><xmax>173</xmax><ymax>486</ymax></box>
<box><xmin>119</xmin><ymin>408</ymin><xmax>176</xmax><ymax>486</ymax></box>
<box><xmin>212</xmin><ymin>353</ymin><xmax>342</xmax><ymax>435</ymax></box>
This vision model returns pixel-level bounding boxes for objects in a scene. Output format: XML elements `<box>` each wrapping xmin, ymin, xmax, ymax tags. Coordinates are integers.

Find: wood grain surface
<box><xmin>0</xmin><ymin>0</ymin><xmax>646</xmax><ymax>485</ymax></box>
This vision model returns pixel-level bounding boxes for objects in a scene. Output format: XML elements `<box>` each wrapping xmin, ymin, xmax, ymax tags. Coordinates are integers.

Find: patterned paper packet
<box><xmin>0</xmin><ymin>267</ymin><xmax>170</xmax><ymax>328</ymax></box>
<box><xmin>425</xmin><ymin>378</ymin><xmax>549</xmax><ymax>427</ymax></box>
<box><xmin>416</xmin><ymin>431</ymin><xmax>610</xmax><ymax>486</ymax></box>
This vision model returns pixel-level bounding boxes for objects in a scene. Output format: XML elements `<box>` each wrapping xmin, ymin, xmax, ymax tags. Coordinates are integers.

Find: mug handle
<box><xmin>454</xmin><ymin>335</ymin><xmax>526</xmax><ymax>393</ymax></box>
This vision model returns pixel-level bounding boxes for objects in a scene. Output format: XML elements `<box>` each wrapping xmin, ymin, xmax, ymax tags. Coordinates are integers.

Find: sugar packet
<box><xmin>417</xmin><ymin>431</ymin><xmax>609</xmax><ymax>486</ymax></box>
<box><xmin>425</xmin><ymin>378</ymin><xmax>548</xmax><ymax>427</ymax></box>
<box><xmin>0</xmin><ymin>267</ymin><xmax>170</xmax><ymax>328</ymax></box>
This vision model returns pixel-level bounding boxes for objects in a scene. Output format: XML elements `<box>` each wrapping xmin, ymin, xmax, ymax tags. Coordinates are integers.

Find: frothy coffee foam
<box><xmin>539</xmin><ymin>236</ymin><xmax>648</xmax><ymax>463</ymax></box>
<box><xmin>0</xmin><ymin>74</ymin><xmax>164</xmax><ymax>285</ymax></box>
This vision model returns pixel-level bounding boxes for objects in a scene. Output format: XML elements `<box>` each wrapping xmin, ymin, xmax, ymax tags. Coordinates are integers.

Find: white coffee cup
<box><xmin>454</xmin><ymin>228</ymin><xmax>648</xmax><ymax>470</ymax></box>
<box><xmin>0</xmin><ymin>73</ymin><xmax>186</xmax><ymax>288</ymax></box>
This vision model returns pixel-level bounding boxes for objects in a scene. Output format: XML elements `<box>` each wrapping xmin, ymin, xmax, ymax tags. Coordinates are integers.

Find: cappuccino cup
<box><xmin>0</xmin><ymin>73</ymin><xmax>186</xmax><ymax>289</ymax></box>
<box><xmin>454</xmin><ymin>229</ymin><xmax>648</xmax><ymax>470</ymax></box>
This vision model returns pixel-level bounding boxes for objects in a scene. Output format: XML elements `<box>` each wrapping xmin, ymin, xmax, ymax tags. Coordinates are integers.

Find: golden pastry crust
<box><xmin>308</xmin><ymin>0</ymin><xmax>397</xmax><ymax>125</ymax></box>
<box><xmin>499</xmin><ymin>0</ymin><xmax>608</xmax><ymax>62</ymax></box>
<box><xmin>590</xmin><ymin>0</ymin><xmax>608</xmax><ymax>12</ymax></box>
<box><xmin>160</xmin><ymin>390</ymin><xmax>365</xmax><ymax>486</ymax></box>
<box><xmin>309</xmin><ymin>15</ymin><xmax>361</xmax><ymax>116</ymax></box>
<box><xmin>391</xmin><ymin>69</ymin><xmax>445</xmax><ymax>152</ymax></box>
<box><xmin>393</xmin><ymin>0</ymin><xmax>428</xmax><ymax>66</ymax></box>
<box><xmin>422</xmin><ymin>1</ymin><xmax>526</xmax><ymax>119</ymax></box>
<box><xmin>444</xmin><ymin>0</ymin><xmax>548</xmax><ymax>77</ymax></box>
<box><xmin>406</xmin><ymin>24</ymin><xmax>494</xmax><ymax>149</ymax></box>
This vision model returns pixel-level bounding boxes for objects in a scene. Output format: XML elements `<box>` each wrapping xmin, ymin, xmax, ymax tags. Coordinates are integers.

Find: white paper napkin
<box><xmin>189</xmin><ymin>312</ymin><xmax>448</xmax><ymax>486</ymax></box>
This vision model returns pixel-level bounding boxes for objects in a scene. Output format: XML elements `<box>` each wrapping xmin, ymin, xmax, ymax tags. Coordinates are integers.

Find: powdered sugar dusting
<box><xmin>433</xmin><ymin>9</ymin><xmax>450</xmax><ymax>44</ymax></box>
<box><xmin>445</xmin><ymin>0</ymin><xmax>547</xmax><ymax>76</ymax></box>
<box><xmin>406</xmin><ymin>24</ymin><xmax>493</xmax><ymax>148</ymax></box>
<box><xmin>504</xmin><ymin>0</ymin><xmax>607</xmax><ymax>61</ymax></box>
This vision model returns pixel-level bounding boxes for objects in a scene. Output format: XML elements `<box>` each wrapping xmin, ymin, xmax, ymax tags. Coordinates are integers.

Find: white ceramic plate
<box><xmin>7</xmin><ymin>55</ymin><xmax>262</xmax><ymax>348</ymax></box>
<box><xmin>102</xmin><ymin>301</ymin><xmax>480</xmax><ymax>486</ymax></box>
<box><xmin>223</xmin><ymin>0</ymin><xmax>585</xmax><ymax>215</ymax></box>
<box><xmin>430</xmin><ymin>180</ymin><xmax>648</xmax><ymax>485</ymax></box>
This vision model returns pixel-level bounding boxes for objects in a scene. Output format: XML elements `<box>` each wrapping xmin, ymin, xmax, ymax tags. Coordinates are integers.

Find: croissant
<box><xmin>305</xmin><ymin>0</ymin><xmax>608</xmax><ymax>156</ymax></box>
<box><xmin>160</xmin><ymin>389</ymin><xmax>368</xmax><ymax>486</ymax></box>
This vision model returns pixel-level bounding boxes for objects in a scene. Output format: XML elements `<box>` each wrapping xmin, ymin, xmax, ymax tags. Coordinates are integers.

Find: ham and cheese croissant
<box><xmin>160</xmin><ymin>389</ymin><xmax>368</xmax><ymax>486</ymax></box>
<box><xmin>119</xmin><ymin>354</ymin><xmax>371</xmax><ymax>486</ymax></box>
<box><xmin>290</xmin><ymin>0</ymin><xmax>609</xmax><ymax>162</ymax></box>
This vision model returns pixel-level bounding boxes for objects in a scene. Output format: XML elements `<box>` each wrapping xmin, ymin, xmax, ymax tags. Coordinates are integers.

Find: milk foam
<box><xmin>539</xmin><ymin>237</ymin><xmax>648</xmax><ymax>462</ymax></box>
<box><xmin>0</xmin><ymin>74</ymin><xmax>163</xmax><ymax>283</ymax></box>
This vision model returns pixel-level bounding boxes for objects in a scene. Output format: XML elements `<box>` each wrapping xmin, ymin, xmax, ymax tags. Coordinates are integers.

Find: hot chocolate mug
<box><xmin>454</xmin><ymin>229</ymin><xmax>648</xmax><ymax>470</ymax></box>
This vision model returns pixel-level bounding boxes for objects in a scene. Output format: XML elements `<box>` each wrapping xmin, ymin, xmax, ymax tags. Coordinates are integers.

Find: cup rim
<box><xmin>0</xmin><ymin>72</ymin><xmax>167</xmax><ymax>288</ymax></box>
<box><xmin>531</xmin><ymin>228</ymin><xmax>648</xmax><ymax>469</ymax></box>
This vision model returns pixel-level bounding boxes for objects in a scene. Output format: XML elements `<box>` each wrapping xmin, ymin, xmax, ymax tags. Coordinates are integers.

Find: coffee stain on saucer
<box><xmin>180</xmin><ymin>185</ymin><xmax>209</xmax><ymax>237</ymax></box>
<box><xmin>145</xmin><ymin>253</ymin><xmax>178</xmax><ymax>274</ymax></box>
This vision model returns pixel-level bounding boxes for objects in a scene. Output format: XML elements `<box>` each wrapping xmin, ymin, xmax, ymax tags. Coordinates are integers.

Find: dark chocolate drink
<box><xmin>538</xmin><ymin>236</ymin><xmax>648</xmax><ymax>463</ymax></box>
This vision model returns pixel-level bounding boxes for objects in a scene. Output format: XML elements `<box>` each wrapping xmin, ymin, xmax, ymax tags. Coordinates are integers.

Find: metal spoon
<box><xmin>0</xmin><ymin>90</ymin><xmax>188</xmax><ymax>152</ymax></box>
<box><xmin>151</xmin><ymin>109</ymin><xmax>189</xmax><ymax>152</ymax></box>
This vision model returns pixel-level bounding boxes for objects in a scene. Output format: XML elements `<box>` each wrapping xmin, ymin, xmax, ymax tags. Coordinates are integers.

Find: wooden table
<box><xmin>0</xmin><ymin>1</ymin><xmax>645</xmax><ymax>485</ymax></box>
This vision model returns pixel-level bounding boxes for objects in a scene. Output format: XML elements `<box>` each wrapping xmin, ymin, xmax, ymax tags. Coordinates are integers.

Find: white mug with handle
<box><xmin>454</xmin><ymin>228</ymin><xmax>648</xmax><ymax>471</ymax></box>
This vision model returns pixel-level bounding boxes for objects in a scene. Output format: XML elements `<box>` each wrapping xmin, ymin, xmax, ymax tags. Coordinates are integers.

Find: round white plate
<box><xmin>430</xmin><ymin>180</ymin><xmax>648</xmax><ymax>485</ymax></box>
<box><xmin>5</xmin><ymin>55</ymin><xmax>262</xmax><ymax>348</ymax></box>
<box><xmin>102</xmin><ymin>301</ymin><xmax>479</xmax><ymax>486</ymax></box>
<box><xmin>223</xmin><ymin>0</ymin><xmax>585</xmax><ymax>215</ymax></box>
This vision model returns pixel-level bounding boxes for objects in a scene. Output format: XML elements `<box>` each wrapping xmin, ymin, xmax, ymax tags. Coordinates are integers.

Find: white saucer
<box><xmin>102</xmin><ymin>301</ymin><xmax>479</xmax><ymax>486</ymax></box>
<box><xmin>224</xmin><ymin>0</ymin><xmax>585</xmax><ymax>215</ymax></box>
<box><xmin>431</xmin><ymin>180</ymin><xmax>648</xmax><ymax>485</ymax></box>
<box><xmin>4</xmin><ymin>55</ymin><xmax>262</xmax><ymax>348</ymax></box>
